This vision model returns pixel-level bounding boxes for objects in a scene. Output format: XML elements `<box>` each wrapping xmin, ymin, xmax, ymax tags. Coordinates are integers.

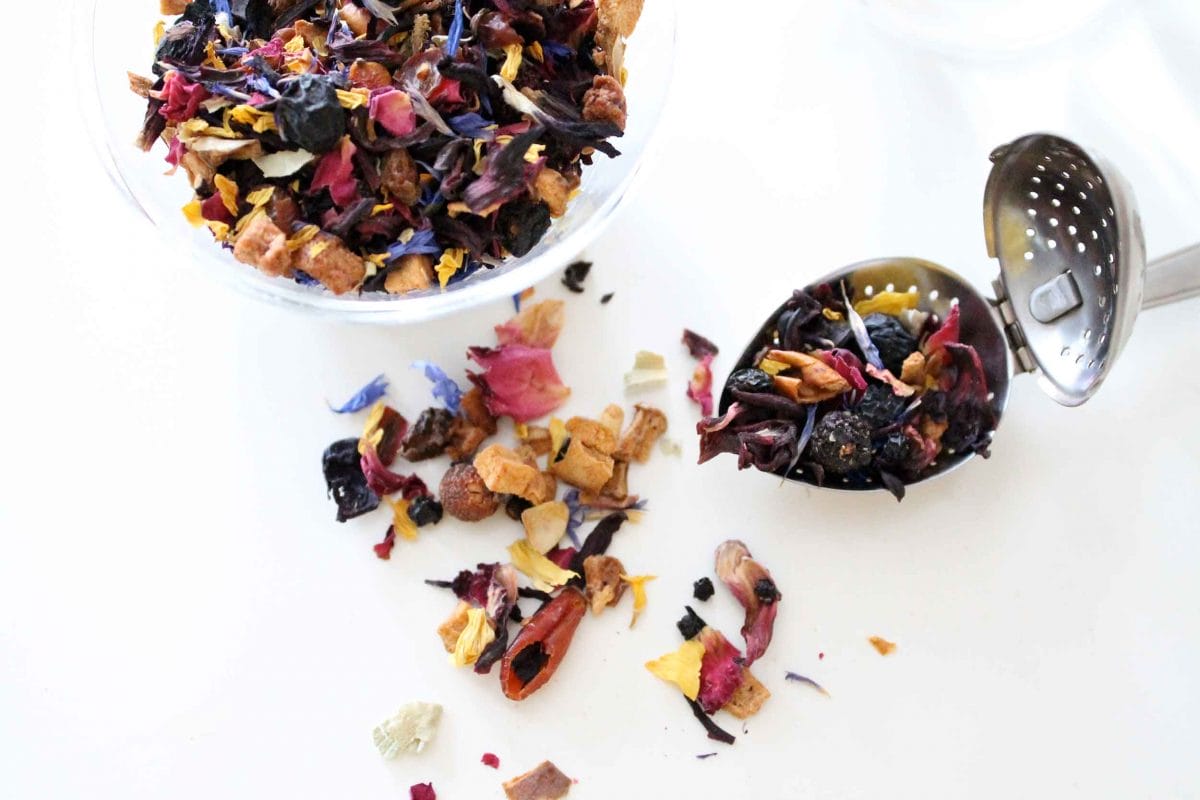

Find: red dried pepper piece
<box><xmin>499</xmin><ymin>587</ymin><xmax>587</xmax><ymax>700</ymax></box>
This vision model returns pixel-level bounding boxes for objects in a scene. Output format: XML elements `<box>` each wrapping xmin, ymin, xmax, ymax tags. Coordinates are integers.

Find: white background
<box><xmin>3</xmin><ymin>1</ymin><xmax>1200</xmax><ymax>797</ymax></box>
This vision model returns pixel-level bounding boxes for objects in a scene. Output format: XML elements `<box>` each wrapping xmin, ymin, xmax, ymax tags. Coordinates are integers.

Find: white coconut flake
<box><xmin>623</xmin><ymin>351</ymin><xmax>668</xmax><ymax>390</ymax></box>
<box><xmin>252</xmin><ymin>149</ymin><xmax>316</xmax><ymax>178</ymax></box>
<box><xmin>372</xmin><ymin>701</ymin><xmax>442</xmax><ymax>759</ymax></box>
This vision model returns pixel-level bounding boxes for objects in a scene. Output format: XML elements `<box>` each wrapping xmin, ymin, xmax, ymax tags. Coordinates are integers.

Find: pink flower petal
<box><xmin>310</xmin><ymin>136</ymin><xmax>359</xmax><ymax>208</ymax></box>
<box><xmin>369</xmin><ymin>88</ymin><xmax>417</xmax><ymax>137</ymax></box>
<box><xmin>467</xmin><ymin>345</ymin><xmax>570</xmax><ymax>423</ymax></box>
<box><xmin>697</xmin><ymin>626</ymin><xmax>745</xmax><ymax>714</ymax></box>
<box><xmin>494</xmin><ymin>300</ymin><xmax>565</xmax><ymax>349</ymax></box>
<box><xmin>157</xmin><ymin>72</ymin><xmax>209</xmax><ymax>124</ymax></box>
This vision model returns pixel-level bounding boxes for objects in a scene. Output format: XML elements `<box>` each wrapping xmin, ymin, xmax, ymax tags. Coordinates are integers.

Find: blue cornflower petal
<box><xmin>446</xmin><ymin>0</ymin><xmax>466</xmax><ymax>58</ymax></box>
<box><xmin>448</xmin><ymin>112</ymin><xmax>495</xmax><ymax>139</ymax></box>
<box><xmin>411</xmin><ymin>361</ymin><xmax>464</xmax><ymax>416</ymax></box>
<box><xmin>563</xmin><ymin>489</ymin><xmax>585</xmax><ymax>548</ymax></box>
<box><xmin>295</xmin><ymin>270</ymin><xmax>322</xmax><ymax>287</ymax></box>
<box><xmin>387</xmin><ymin>229</ymin><xmax>442</xmax><ymax>262</ymax></box>
<box><xmin>329</xmin><ymin>374</ymin><xmax>389</xmax><ymax>414</ymax></box>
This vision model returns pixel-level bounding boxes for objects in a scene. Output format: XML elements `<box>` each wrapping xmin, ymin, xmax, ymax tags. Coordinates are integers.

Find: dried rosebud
<box><xmin>714</xmin><ymin>540</ymin><xmax>780</xmax><ymax>666</ymax></box>
<box><xmin>439</xmin><ymin>463</ymin><xmax>499</xmax><ymax>521</ymax></box>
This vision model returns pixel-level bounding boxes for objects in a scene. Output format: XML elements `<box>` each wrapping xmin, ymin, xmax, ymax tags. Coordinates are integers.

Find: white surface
<box><xmin>3</xmin><ymin>2</ymin><xmax>1200</xmax><ymax>798</ymax></box>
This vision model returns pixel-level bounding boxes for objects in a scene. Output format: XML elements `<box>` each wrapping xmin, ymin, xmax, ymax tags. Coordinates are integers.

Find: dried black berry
<box><xmin>509</xmin><ymin>605</ymin><xmax>524</xmax><ymax>623</ymax></box>
<box><xmin>561</xmin><ymin>260</ymin><xmax>591</xmax><ymax>293</ymax></box>
<box><xmin>276</xmin><ymin>74</ymin><xmax>346</xmax><ymax>154</ymax></box>
<box><xmin>407</xmin><ymin>495</ymin><xmax>444</xmax><ymax>527</ymax></box>
<box><xmin>322</xmin><ymin>438</ymin><xmax>380</xmax><ymax>522</ymax></box>
<box><xmin>863</xmin><ymin>313</ymin><xmax>917</xmax><ymax>375</ymax></box>
<box><xmin>726</xmin><ymin>368</ymin><xmax>775</xmax><ymax>395</ymax></box>
<box><xmin>754</xmin><ymin>578</ymin><xmax>780</xmax><ymax>605</ymax></box>
<box><xmin>808</xmin><ymin>412</ymin><xmax>873</xmax><ymax>474</ymax></box>
<box><xmin>692</xmin><ymin>577</ymin><xmax>715</xmax><ymax>602</ymax></box>
<box><xmin>677</xmin><ymin>606</ymin><xmax>707</xmax><ymax>640</ymax></box>
<box><xmin>497</xmin><ymin>199</ymin><xmax>552</xmax><ymax>257</ymax></box>
<box><xmin>505</xmin><ymin>494</ymin><xmax>534</xmax><ymax>521</ymax></box>
<box><xmin>400</xmin><ymin>408</ymin><xmax>455</xmax><ymax>461</ymax></box>
<box><xmin>875</xmin><ymin>430</ymin><xmax>916</xmax><ymax>471</ymax></box>
<box><xmin>856</xmin><ymin>382</ymin><xmax>908</xmax><ymax>429</ymax></box>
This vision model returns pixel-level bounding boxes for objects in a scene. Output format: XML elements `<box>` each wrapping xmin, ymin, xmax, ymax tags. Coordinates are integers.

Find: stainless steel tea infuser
<box><xmin>724</xmin><ymin>132</ymin><xmax>1200</xmax><ymax>492</ymax></box>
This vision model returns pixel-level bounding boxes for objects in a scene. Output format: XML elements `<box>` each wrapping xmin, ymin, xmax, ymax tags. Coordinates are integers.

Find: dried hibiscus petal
<box><xmin>499</xmin><ymin>588</ymin><xmax>587</xmax><ymax>700</ymax></box>
<box><xmin>696</xmin><ymin>626</ymin><xmax>746</xmax><ymax>714</ymax></box>
<box><xmin>714</xmin><ymin>540</ymin><xmax>780</xmax><ymax>666</ymax></box>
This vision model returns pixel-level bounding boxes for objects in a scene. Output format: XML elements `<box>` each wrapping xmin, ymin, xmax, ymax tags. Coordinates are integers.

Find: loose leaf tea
<box><xmin>135</xmin><ymin>0</ymin><xmax>640</xmax><ymax>295</ymax></box>
<box><xmin>699</xmin><ymin>284</ymin><xmax>997</xmax><ymax>500</ymax></box>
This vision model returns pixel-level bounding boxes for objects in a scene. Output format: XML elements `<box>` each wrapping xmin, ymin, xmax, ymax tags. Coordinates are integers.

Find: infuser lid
<box><xmin>982</xmin><ymin>133</ymin><xmax>1146</xmax><ymax>406</ymax></box>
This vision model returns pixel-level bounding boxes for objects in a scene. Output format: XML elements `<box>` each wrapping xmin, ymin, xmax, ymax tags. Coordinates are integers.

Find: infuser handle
<box><xmin>1144</xmin><ymin>244</ymin><xmax>1200</xmax><ymax>309</ymax></box>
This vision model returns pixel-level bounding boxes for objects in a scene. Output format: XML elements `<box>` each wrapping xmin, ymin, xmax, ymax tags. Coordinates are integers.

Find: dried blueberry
<box><xmin>692</xmin><ymin>577</ymin><xmax>715</xmax><ymax>602</ymax></box>
<box><xmin>875</xmin><ymin>430</ymin><xmax>916</xmax><ymax>471</ymax></box>
<box><xmin>497</xmin><ymin>199</ymin><xmax>552</xmax><ymax>257</ymax></box>
<box><xmin>856</xmin><ymin>382</ymin><xmax>908</xmax><ymax>429</ymax></box>
<box><xmin>726</xmin><ymin>368</ymin><xmax>774</xmax><ymax>395</ymax></box>
<box><xmin>677</xmin><ymin>606</ymin><xmax>707</xmax><ymax>640</ymax></box>
<box><xmin>407</xmin><ymin>495</ymin><xmax>444</xmax><ymax>527</ymax></box>
<box><xmin>322</xmin><ymin>438</ymin><xmax>380</xmax><ymax>522</ymax></box>
<box><xmin>754</xmin><ymin>578</ymin><xmax>780</xmax><ymax>605</ymax></box>
<box><xmin>863</xmin><ymin>313</ymin><xmax>917</xmax><ymax>375</ymax></box>
<box><xmin>807</xmin><ymin>412</ymin><xmax>873</xmax><ymax>474</ymax></box>
<box><xmin>276</xmin><ymin>74</ymin><xmax>346</xmax><ymax>154</ymax></box>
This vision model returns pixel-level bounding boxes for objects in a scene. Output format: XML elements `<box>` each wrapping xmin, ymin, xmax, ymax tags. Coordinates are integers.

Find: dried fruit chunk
<box><xmin>722</xmin><ymin>668</ymin><xmax>770</xmax><ymax>719</ymax></box>
<box><xmin>385</xmin><ymin>254</ymin><xmax>435</xmax><ymax>295</ymax></box>
<box><xmin>550</xmin><ymin>436</ymin><xmax>614</xmax><ymax>493</ymax></box>
<box><xmin>502</xmin><ymin>760</ymin><xmax>573</xmax><ymax>800</ymax></box>
<box><xmin>615</xmin><ymin>404</ymin><xmax>667</xmax><ymax>463</ymax></box>
<box><xmin>765</xmin><ymin>349</ymin><xmax>851</xmax><ymax>404</ymax></box>
<box><xmin>475</xmin><ymin>444</ymin><xmax>541</xmax><ymax>496</ymax></box>
<box><xmin>401</xmin><ymin>408</ymin><xmax>456</xmax><ymax>461</ymax></box>
<box><xmin>233</xmin><ymin>213</ymin><xmax>293</xmax><ymax>276</ymax></box>
<box><xmin>500</xmin><ymin>589</ymin><xmax>588</xmax><ymax>700</ymax></box>
<box><xmin>869</xmin><ymin>636</ymin><xmax>897</xmax><ymax>656</ymax></box>
<box><xmin>714</xmin><ymin>540</ymin><xmax>780</xmax><ymax>666</ymax></box>
<box><xmin>437</xmin><ymin>600</ymin><xmax>472</xmax><ymax>652</ymax></box>
<box><xmin>440</xmin><ymin>463</ymin><xmax>499</xmax><ymax>521</ymax></box>
<box><xmin>293</xmin><ymin>232</ymin><xmax>366</xmax><ymax>295</ymax></box>
<box><xmin>583</xmin><ymin>554</ymin><xmax>625</xmax><ymax>614</ymax></box>
<box><xmin>522</xmin><ymin>501</ymin><xmax>569</xmax><ymax>554</ymax></box>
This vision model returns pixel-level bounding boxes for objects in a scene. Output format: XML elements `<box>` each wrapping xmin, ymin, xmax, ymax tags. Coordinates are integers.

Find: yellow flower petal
<box><xmin>758</xmin><ymin>357</ymin><xmax>789</xmax><ymax>376</ymax></box>
<box><xmin>182</xmin><ymin>199</ymin><xmax>204</xmax><ymax>227</ymax></box>
<box><xmin>645</xmin><ymin>639</ymin><xmax>704</xmax><ymax>701</ymax></box>
<box><xmin>385</xmin><ymin>496</ymin><xmax>419</xmax><ymax>541</ymax></box>
<box><xmin>213</xmin><ymin>174</ymin><xmax>239</xmax><ymax>216</ymax></box>
<box><xmin>527</xmin><ymin>41</ymin><xmax>544</xmax><ymax>63</ymax></box>
<box><xmin>205</xmin><ymin>220</ymin><xmax>230</xmax><ymax>241</ymax></box>
<box><xmin>451</xmin><ymin>608</ymin><xmax>495</xmax><ymax>667</ymax></box>
<box><xmin>853</xmin><ymin>290</ymin><xmax>919</xmax><ymax>317</ymax></box>
<box><xmin>515</xmin><ymin>422</ymin><xmax>529</xmax><ymax>440</ymax></box>
<box><xmin>284</xmin><ymin>34</ymin><xmax>306</xmax><ymax>54</ymax></box>
<box><xmin>435</xmin><ymin>248</ymin><xmax>467</xmax><ymax>290</ymax></box>
<box><xmin>337</xmin><ymin>88</ymin><xmax>369</xmax><ymax>110</ymax></box>
<box><xmin>358</xmin><ymin>400</ymin><xmax>388</xmax><ymax>455</ymax></box>
<box><xmin>204</xmin><ymin>40</ymin><xmax>224</xmax><ymax>69</ymax></box>
<box><xmin>508</xmin><ymin>540</ymin><xmax>578</xmax><ymax>592</ymax></box>
<box><xmin>548</xmin><ymin>417</ymin><xmax>567</xmax><ymax>459</ymax></box>
<box><xmin>245</xmin><ymin>186</ymin><xmax>275</xmax><ymax>208</ymax></box>
<box><xmin>822</xmin><ymin>307</ymin><xmax>844</xmax><ymax>321</ymax></box>
<box><xmin>153</xmin><ymin>19</ymin><xmax>165</xmax><ymax>46</ymax></box>
<box><xmin>621</xmin><ymin>574</ymin><xmax>656</xmax><ymax>629</ymax></box>
<box><xmin>229</xmin><ymin>104</ymin><xmax>278</xmax><ymax>133</ymax></box>
<box><xmin>286</xmin><ymin>224</ymin><xmax>321</xmax><ymax>251</ymax></box>
<box><xmin>371</xmin><ymin>203</ymin><xmax>394</xmax><ymax>216</ymax></box>
<box><xmin>500</xmin><ymin>43</ymin><xmax>524</xmax><ymax>82</ymax></box>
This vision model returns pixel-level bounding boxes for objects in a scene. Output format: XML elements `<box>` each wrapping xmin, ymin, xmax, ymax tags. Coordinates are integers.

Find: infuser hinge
<box><xmin>992</xmin><ymin>279</ymin><xmax>1037</xmax><ymax>374</ymax></box>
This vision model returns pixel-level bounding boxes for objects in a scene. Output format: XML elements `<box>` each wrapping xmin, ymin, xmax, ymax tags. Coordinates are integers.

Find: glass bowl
<box><xmin>72</xmin><ymin>0</ymin><xmax>676</xmax><ymax>323</ymax></box>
